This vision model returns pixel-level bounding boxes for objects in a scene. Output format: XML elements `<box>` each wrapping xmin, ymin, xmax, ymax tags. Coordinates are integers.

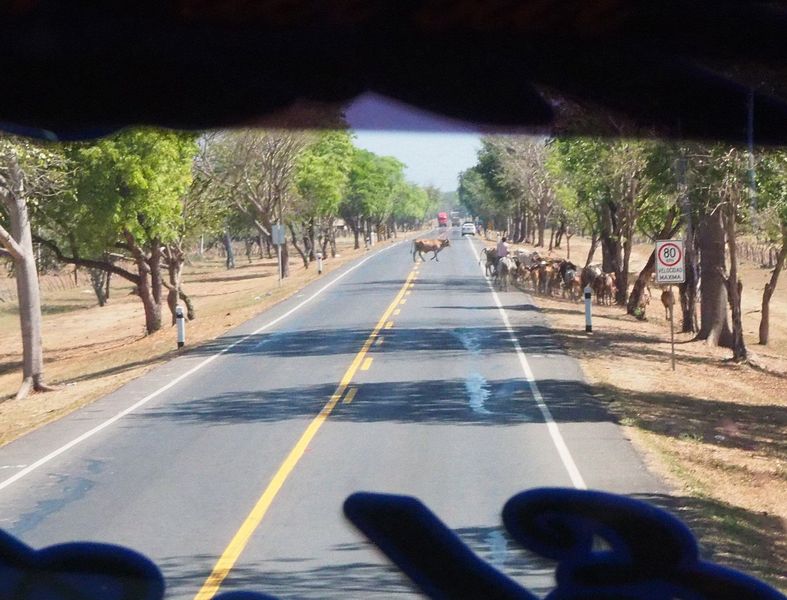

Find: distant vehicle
<box><xmin>461</xmin><ymin>222</ymin><xmax>476</xmax><ymax>236</ymax></box>
<box><xmin>451</xmin><ymin>217</ymin><xmax>461</xmax><ymax>227</ymax></box>
<box><xmin>437</xmin><ymin>212</ymin><xmax>448</xmax><ymax>227</ymax></box>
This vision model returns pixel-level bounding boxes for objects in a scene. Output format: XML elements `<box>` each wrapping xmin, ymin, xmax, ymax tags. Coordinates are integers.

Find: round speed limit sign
<box><xmin>655</xmin><ymin>239</ymin><xmax>685</xmax><ymax>283</ymax></box>
<box><xmin>658</xmin><ymin>242</ymin><xmax>682</xmax><ymax>267</ymax></box>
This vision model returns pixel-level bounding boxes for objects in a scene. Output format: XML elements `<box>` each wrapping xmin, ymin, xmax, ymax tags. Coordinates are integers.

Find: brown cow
<box><xmin>661</xmin><ymin>288</ymin><xmax>675</xmax><ymax>320</ymax></box>
<box><xmin>413</xmin><ymin>238</ymin><xmax>450</xmax><ymax>262</ymax></box>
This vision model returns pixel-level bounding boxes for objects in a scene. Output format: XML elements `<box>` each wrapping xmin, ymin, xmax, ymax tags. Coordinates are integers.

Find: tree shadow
<box><xmin>429</xmin><ymin>304</ymin><xmax>540</xmax><ymax>312</ymax></box>
<box><xmin>197</xmin><ymin>272</ymin><xmax>274</xmax><ymax>284</ymax></box>
<box><xmin>185</xmin><ymin>325</ymin><xmax>567</xmax><ymax>361</ymax></box>
<box><xmin>591</xmin><ymin>383</ymin><xmax>787</xmax><ymax>456</ymax></box>
<box><xmin>553</xmin><ymin>327</ymin><xmax>728</xmax><ymax>368</ymax></box>
<box><xmin>634</xmin><ymin>493</ymin><xmax>787</xmax><ymax>591</ymax></box>
<box><xmin>136</xmin><ymin>376</ymin><xmax>611</xmax><ymax>428</ymax></box>
<box><xmin>156</xmin><ymin>526</ymin><xmax>557</xmax><ymax>598</ymax></box>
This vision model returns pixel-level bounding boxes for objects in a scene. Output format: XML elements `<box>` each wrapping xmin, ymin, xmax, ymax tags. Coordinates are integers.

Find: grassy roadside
<box><xmin>486</xmin><ymin>233</ymin><xmax>787</xmax><ymax>591</ymax></box>
<box><xmin>0</xmin><ymin>232</ymin><xmax>425</xmax><ymax>446</ymax></box>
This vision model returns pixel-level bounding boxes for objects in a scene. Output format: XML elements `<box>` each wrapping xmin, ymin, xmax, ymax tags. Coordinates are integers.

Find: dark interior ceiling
<box><xmin>1</xmin><ymin>1</ymin><xmax>786</xmax><ymax>142</ymax></box>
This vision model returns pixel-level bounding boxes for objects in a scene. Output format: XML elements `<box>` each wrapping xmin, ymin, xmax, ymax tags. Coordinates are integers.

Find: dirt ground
<box><xmin>0</xmin><ymin>233</ymin><xmax>421</xmax><ymax>445</ymax></box>
<box><xmin>485</xmin><ymin>232</ymin><xmax>787</xmax><ymax>591</ymax></box>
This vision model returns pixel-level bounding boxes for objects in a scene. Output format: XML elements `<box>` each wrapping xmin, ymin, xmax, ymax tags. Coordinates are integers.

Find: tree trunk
<box><xmin>105</xmin><ymin>269</ymin><xmax>112</xmax><ymax>301</ymax></box>
<box><xmin>330</xmin><ymin>224</ymin><xmax>337</xmax><ymax>257</ymax></box>
<box><xmin>89</xmin><ymin>268</ymin><xmax>108</xmax><ymax>306</ymax></box>
<box><xmin>627</xmin><ymin>250</ymin><xmax>656</xmax><ymax>315</ymax></box>
<box><xmin>222</xmin><ymin>230</ymin><xmax>235</xmax><ymax>269</ymax></box>
<box><xmin>124</xmin><ymin>231</ymin><xmax>162</xmax><ymax>335</ymax></box>
<box><xmin>696</xmin><ymin>209</ymin><xmax>732</xmax><ymax>347</ymax></box>
<box><xmin>759</xmin><ymin>226</ymin><xmax>787</xmax><ymax>345</ymax></box>
<box><xmin>289</xmin><ymin>223</ymin><xmax>309</xmax><ymax>268</ymax></box>
<box><xmin>1</xmin><ymin>176</ymin><xmax>52</xmax><ymax>400</ymax></box>
<box><xmin>627</xmin><ymin>207</ymin><xmax>679</xmax><ymax>316</ymax></box>
<box><xmin>554</xmin><ymin>218</ymin><xmax>565</xmax><ymax>249</ymax></box>
<box><xmin>280</xmin><ymin>241</ymin><xmax>290</xmax><ymax>278</ymax></box>
<box><xmin>585</xmin><ymin>234</ymin><xmax>599</xmax><ymax>267</ymax></box>
<box><xmin>617</xmin><ymin>235</ymin><xmax>633</xmax><ymax>305</ymax></box>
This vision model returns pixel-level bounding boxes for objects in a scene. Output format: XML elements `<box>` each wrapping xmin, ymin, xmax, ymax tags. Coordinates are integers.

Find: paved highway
<box><xmin>0</xmin><ymin>229</ymin><xmax>664</xmax><ymax>598</ymax></box>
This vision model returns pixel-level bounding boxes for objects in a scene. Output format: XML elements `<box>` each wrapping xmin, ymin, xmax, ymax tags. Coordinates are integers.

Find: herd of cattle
<box><xmin>411</xmin><ymin>237</ymin><xmax>675</xmax><ymax>316</ymax></box>
<box><xmin>480</xmin><ymin>247</ymin><xmax>621</xmax><ymax>305</ymax></box>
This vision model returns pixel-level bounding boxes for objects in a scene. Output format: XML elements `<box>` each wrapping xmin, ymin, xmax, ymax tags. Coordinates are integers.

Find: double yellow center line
<box><xmin>194</xmin><ymin>267</ymin><xmax>417</xmax><ymax>599</ymax></box>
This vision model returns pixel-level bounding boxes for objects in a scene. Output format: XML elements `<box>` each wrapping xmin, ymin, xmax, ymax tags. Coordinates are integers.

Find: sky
<box><xmin>345</xmin><ymin>93</ymin><xmax>482</xmax><ymax>192</ymax></box>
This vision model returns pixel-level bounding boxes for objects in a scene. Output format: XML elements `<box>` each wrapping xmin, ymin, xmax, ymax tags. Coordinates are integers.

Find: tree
<box><xmin>202</xmin><ymin>130</ymin><xmax>312</xmax><ymax>278</ymax></box>
<box><xmin>0</xmin><ymin>137</ymin><xmax>63</xmax><ymax>400</ymax></box>
<box><xmin>341</xmin><ymin>149</ymin><xmax>405</xmax><ymax>248</ymax></box>
<box><xmin>37</xmin><ymin>129</ymin><xmax>197</xmax><ymax>334</ymax></box>
<box><xmin>754</xmin><ymin>150</ymin><xmax>787</xmax><ymax>345</ymax></box>
<box><xmin>686</xmin><ymin>144</ymin><xmax>749</xmax><ymax>358</ymax></box>
<box><xmin>294</xmin><ymin>130</ymin><xmax>354</xmax><ymax>260</ymax></box>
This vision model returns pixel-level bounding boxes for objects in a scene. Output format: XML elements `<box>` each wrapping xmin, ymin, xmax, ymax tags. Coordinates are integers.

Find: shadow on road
<box><xmin>136</xmin><ymin>376</ymin><xmax>610</xmax><ymax>427</ymax></box>
<box><xmin>184</xmin><ymin>324</ymin><xmax>566</xmax><ymax>360</ymax></box>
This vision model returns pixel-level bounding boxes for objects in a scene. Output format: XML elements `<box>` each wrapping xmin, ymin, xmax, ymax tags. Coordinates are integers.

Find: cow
<box><xmin>661</xmin><ymin>288</ymin><xmax>676</xmax><ymax>320</ymax></box>
<box><xmin>595</xmin><ymin>272</ymin><xmax>617</xmax><ymax>305</ymax></box>
<box><xmin>480</xmin><ymin>247</ymin><xmax>497</xmax><ymax>276</ymax></box>
<box><xmin>413</xmin><ymin>238</ymin><xmax>450</xmax><ymax>262</ymax></box>
<box><xmin>581</xmin><ymin>264</ymin><xmax>603</xmax><ymax>292</ymax></box>
<box><xmin>495</xmin><ymin>256</ymin><xmax>516</xmax><ymax>291</ymax></box>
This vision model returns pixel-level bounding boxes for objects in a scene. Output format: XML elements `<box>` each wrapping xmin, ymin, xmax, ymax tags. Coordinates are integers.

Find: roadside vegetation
<box><xmin>1</xmin><ymin>118</ymin><xmax>441</xmax><ymax>401</ymax></box>
<box><xmin>463</xmin><ymin>133</ymin><xmax>786</xmax><ymax>590</ymax></box>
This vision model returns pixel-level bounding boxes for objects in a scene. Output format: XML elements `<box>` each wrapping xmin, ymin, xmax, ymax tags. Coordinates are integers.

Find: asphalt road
<box><xmin>0</xmin><ymin>229</ymin><xmax>664</xmax><ymax>598</ymax></box>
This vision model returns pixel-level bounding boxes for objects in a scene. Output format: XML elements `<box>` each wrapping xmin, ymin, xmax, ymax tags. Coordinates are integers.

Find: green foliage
<box><xmin>295</xmin><ymin>130</ymin><xmax>354</xmax><ymax>219</ymax></box>
<box><xmin>394</xmin><ymin>182</ymin><xmax>431</xmax><ymax>223</ymax></box>
<box><xmin>754</xmin><ymin>149</ymin><xmax>787</xmax><ymax>241</ymax></box>
<box><xmin>53</xmin><ymin>129</ymin><xmax>198</xmax><ymax>254</ymax></box>
<box><xmin>343</xmin><ymin>148</ymin><xmax>406</xmax><ymax>223</ymax></box>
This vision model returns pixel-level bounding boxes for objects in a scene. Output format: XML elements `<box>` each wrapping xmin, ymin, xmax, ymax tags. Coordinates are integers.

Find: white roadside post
<box><xmin>316</xmin><ymin>250</ymin><xmax>323</xmax><ymax>274</ymax></box>
<box><xmin>655</xmin><ymin>239</ymin><xmax>686</xmax><ymax>371</ymax></box>
<box><xmin>175</xmin><ymin>305</ymin><xmax>186</xmax><ymax>348</ymax></box>
<box><xmin>584</xmin><ymin>285</ymin><xmax>593</xmax><ymax>333</ymax></box>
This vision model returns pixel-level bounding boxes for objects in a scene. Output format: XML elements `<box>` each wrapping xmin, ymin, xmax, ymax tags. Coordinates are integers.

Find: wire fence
<box><xmin>0</xmin><ymin>272</ymin><xmax>81</xmax><ymax>304</ymax></box>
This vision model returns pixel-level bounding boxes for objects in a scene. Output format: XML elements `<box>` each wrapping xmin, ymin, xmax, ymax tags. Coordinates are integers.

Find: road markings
<box><xmin>194</xmin><ymin>269</ymin><xmax>416</xmax><ymax>599</ymax></box>
<box><xmin>0</xmin><ymin>241</ymin><xmax>404</xmax><ymax>495</ymax></box>
<box><xmin>361</xmin><ymin>357</ymin><xmax>374</xmax><ymax>371</ymax></box>
<box><xmin>399</xmin><ymin>299</ymin><xmax>407</xmax><ymax>305</ymax></box>
<box><xmin>375</xmin><ymin>336</ymin><xmax>384</xmax><ymax>346</ymax></box>
<box><xmin>405</xmin><ymin>290</ymin><xmax>412</xmax><ymax>296</ymax></box>
<box><xmin>466</xmin><ymin>240</ymin><xmax>587</xmax><ymax>490</ymax></box>
<box><xmin>385</xmin><ymin>321</ymin><xmax>394</xmax><ymax>329</ymax></box>
<box><xmin>342</xmin><ymin>387</ymin><xmax>358</xmax><ymax>405</ymax></box>
<box><xmin>393</xmin><ymin>309</ymin><xmax>401</xmax><ymax>315</ymax></box>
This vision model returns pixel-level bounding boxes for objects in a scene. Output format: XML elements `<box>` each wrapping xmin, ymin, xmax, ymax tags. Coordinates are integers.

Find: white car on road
<box><xmin>461</xmin><ymin>222</ymin><xmax>476</xmax><ymax>236</ymax></box>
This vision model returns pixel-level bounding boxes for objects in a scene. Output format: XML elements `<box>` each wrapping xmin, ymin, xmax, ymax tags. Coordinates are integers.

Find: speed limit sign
<box><xmin>655</xmin><ymin>240</ymin><xmax>685</xmax><ymax>284</ymax></box>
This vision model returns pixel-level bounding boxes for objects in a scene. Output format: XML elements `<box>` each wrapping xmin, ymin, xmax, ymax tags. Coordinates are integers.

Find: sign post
<box><xmin>655</xmin><ymin>240</ymin><xmax>686</xmax><ymax>371</ymax></box>
<box><xmin>272</xmin><ymin>224</ymin><xmax>286</xmax><ymax>287</ymax></box>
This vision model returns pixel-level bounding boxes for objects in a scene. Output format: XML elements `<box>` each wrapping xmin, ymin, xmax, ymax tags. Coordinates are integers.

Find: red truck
<box><xmin>437</xmin><ymin>212</ymin><xmax>448</xmax><ymax>227</ymax></box>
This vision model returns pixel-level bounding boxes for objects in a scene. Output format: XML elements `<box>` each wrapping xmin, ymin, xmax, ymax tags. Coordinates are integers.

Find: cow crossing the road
<box><xmin>412</xmin><ymin>238</ymin><xmax>450</xmax><ymax>262</ymax></box>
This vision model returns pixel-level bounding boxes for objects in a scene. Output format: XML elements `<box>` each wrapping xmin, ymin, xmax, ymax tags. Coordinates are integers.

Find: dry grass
<box><xmin>487</xmin><ymin>232</ymin><xmax>787</xmax><ymax>591</ymax></box>
<box><xmin>0</xmin><ymin>233</ymin><xmax>422</xmax><ymax>446</ymax></box>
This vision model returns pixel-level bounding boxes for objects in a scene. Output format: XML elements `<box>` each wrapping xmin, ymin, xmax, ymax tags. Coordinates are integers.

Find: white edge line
<box><xmin>466</xmin><ymin>239</ymin><xmax>587</xmax><ymax>490</ymax></box>
<box><xmin>0</xmin><ymin>242</ymin><xmax>402</xmax><ymax>493</ymax></box>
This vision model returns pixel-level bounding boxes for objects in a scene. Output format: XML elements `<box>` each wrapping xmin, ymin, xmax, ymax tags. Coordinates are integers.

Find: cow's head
<box><xmin>440</xmin><ymin>239</ymin><xmax>450</xmax><ymax>248</ymax></box>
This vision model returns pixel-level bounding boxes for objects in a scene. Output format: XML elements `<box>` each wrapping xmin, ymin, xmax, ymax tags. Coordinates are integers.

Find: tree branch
<box><xmin>34</xmin><ymin>235</ymin><xmax>141</xmax><ymax>285</ymax></box>
<box><xmin>0</xmin><ymin>222</ymin><xmax>24</xmax><ymax>260</ymax></box>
